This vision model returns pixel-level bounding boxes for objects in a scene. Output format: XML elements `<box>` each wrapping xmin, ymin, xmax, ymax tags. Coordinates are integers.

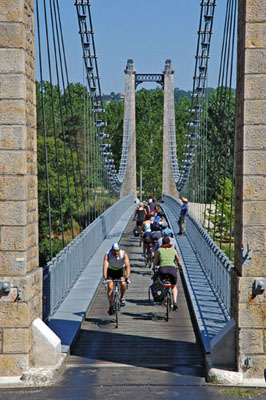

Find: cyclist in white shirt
<box><xmin>103</xmin><ymin>243</ymin><xmax>131</xmax><ymax>315</ymax></box>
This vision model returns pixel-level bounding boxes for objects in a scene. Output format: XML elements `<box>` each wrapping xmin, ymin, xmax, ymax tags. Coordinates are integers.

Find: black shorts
<box><xmin>136</xmin><ymin>219</ymin><xmax>144</xmax><ymax>227</ymax></box>
<box><xmin>159</xmin><ymin>266</ymin><xmax>177</xmax><ymax>285</ymax></box>
<box><xmin>107</xmin><ymin>267</ymin><xmax>125</xmax><ymax>280</ymax></box>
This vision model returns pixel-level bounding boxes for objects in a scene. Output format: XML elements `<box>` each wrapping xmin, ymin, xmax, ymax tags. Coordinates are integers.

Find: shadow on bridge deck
<box><xmin>67</xmin><ymin>219</ymin><xmax>205</xmax><ymax>383</ymax></box>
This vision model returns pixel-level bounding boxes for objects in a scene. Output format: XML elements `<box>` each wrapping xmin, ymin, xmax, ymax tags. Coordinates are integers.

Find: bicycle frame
<box><xmin>105</xmin><ymin>279</ymin><xmax>125</xmax><ymax>328</ymax></box>
<box><xmin>162</xmin><ymin>279</ymin><xmax>174</xmax><ymax>322</ymax></box>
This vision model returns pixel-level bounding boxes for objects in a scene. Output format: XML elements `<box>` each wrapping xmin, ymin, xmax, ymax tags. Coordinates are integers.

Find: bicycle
<box><xmin>144</xmin><ymin>243</ymin><xmax>153</xmax><ymax>268</ymax></box>
<box><xmin>105</xmin><ymin>279</ymin><xmax>127</xmax><ymax>328</ymax></box>
<box><xmin>149</xmin><ymin>269</ymin><xmax>174</xmax><ymax>322</ymax></box>
<box><xmin>162</xmin><ymin>276</ymin><xmax>174</xmax><ymax>322</ymax></box>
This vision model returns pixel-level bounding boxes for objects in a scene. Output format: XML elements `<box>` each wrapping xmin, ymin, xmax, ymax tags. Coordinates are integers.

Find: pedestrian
<box><xmin>177</xmin><ymin>197</ymin><xmax>189</xmax><ymax>235</ymax></box>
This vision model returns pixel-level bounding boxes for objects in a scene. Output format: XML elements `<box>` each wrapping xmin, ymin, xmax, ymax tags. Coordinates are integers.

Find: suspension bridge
<box><xmin>0</xmin><ymin>0</ymin><xmax>265</xmax><ymax>392</ymax></box>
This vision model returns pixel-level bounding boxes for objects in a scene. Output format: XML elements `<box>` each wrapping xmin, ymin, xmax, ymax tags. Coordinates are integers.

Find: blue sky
<box><xmin>39</xmin><ymin>0</ymin><xmax>229</xmax><ymax>94</ymax></box>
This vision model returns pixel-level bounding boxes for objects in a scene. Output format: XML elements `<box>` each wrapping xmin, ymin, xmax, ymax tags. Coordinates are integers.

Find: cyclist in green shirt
<box><xmin>154</xmin><ymin>237</ymin><xmax>183</xmax><ymax>310</ymax></box>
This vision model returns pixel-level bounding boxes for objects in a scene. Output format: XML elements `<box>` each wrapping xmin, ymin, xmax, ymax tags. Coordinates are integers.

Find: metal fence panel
<box><xmin>43</xmin><ymin>194</ymin><xmax>134</xmax><ymax>321</ymax></box>
<box><xmin>163</xmin><ymin>194</ymin><xmax>233</xmax><ymax>315</ymax></box>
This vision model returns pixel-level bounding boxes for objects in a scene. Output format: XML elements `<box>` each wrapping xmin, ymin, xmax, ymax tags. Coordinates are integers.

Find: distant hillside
<box><xmin>102</xmin><ymin>87</ymin><xmax>216</xmax><ymax>104</ymax></box>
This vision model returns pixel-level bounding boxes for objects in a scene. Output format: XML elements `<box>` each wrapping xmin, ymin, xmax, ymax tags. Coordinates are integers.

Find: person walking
<box><xmin>178</xmin><ymin>197</ymin><xmax>189</xmax><ymax>235</ymax></box>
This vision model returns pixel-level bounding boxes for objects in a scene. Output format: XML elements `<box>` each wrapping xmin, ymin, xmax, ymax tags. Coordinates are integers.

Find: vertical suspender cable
<box><xmin>36</xmin><ymin>0</ymin><xmax>53</xmax><ymax>260</ymax></box>
<box><xmin>43</xmin><ymin>0</ymin><xmax>65</xmax><ymax>247</ymax></box>
<box><xmin>48</xmin><ymin>0</ymin><xmax>74</xmax><ymax>239</ymax></box>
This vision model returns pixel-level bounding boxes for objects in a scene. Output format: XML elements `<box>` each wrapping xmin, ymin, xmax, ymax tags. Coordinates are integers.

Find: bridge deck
<box><xmin>69</xmin><ymin>219</ymin><xmax>205</xmax><ymax>377</ymax></box>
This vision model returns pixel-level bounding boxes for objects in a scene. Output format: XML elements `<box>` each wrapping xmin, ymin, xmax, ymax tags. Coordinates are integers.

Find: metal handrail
<box><xmin>43</xmin><ymin>194</ymin><xmax>134</xmax><ymax>321</ymax></box>
<box><xmin>163</xmin><ymin>194</ymin><xmax>233</xmax><ymax>316</ymax></box>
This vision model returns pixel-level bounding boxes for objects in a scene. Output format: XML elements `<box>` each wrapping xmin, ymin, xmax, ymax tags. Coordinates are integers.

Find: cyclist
<box><xmin>102</xmin><ymin>243</ymin><xmax>131</xmax><ymax>315</ymax></box>
<box><xmin>154</xmin><ymin>228</ymin><xmax>178</xmax><ymax>252</ymax></box>
<box><xmin>153</xmin><ymin>236</ymin><xmax>183</xmax><ymax>310</ymax></box>
<box><xmin>134</xmin><ymin>202</ymin><xmax>146</xmax><ymax>229</ymax></box>
<box><xmin>141</xmin><ymin>215</ymin><xmax>152</xmax><ymax>256</ymax></box>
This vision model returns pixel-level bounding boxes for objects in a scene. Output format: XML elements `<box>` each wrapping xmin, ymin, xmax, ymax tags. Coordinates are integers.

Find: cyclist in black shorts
<box><xmin>154</xmin><ymin>237</ymin><xmax>183</xmax><ymax>310</ymax></box>
<box><xmin>134</xmin><ymin>202</ymin><xmax>146</xmax><ymax>228</ymax></box>
<box><xmin>102</xmin><ymin>243</ymin><xmax>131</xmax><ymax>315</ymax></box>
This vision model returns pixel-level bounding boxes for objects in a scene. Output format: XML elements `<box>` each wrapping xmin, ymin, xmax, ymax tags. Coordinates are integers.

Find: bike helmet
<box><xmin>112</xmin><ymin>243</ymin><xmax>120</xmax><ymax>250</ymax></box>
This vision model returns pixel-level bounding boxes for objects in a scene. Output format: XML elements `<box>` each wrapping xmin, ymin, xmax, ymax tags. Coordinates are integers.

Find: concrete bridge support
<box><xmin>120</xmin><ymin>60</ymin><xmax>137</xmax><ymax>199</ymax></box>
<box><xmin>233</xmin><ymin>0</ymin><xmax>266</xmax><ymax>381</ymax></box>
<box><xmin>0</xmin><ymin>0</ymin><xmax>50</xmax><ymax>378</ymax></box>
<box><xmin>162</xmin><ymin>60</ymin><xmax>179</xmax><ymax>198</ymax></box>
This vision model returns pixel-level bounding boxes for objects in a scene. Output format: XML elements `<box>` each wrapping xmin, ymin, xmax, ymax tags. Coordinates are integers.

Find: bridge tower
<box><xmin>162</xmin><ymin>60</ymin><xmax>179</xmax><ymax>198</ymax></box>
<box><xmin>0</xmin><ymin>1</ymin><xmax>60</xmax><ymax>378</ymax></box>
<box><xmin>120</xmin><ymin>60</ymin><xmax>137</xmax><ymax>199</ymax></box>
<box><xmin>232</xmin><ymin>1</ymin><xmax>266</xmax><ymax>380</ymax></box>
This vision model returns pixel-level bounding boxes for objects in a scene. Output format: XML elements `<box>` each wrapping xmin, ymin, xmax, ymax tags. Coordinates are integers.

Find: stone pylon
<box><xmin>232</xmin><ymin>0</ymin><xmax>266</xmax><ymax>380</ymax></box>
<box><xmin>0</xmin><ymin>1</ymin><xmax>60</xmax><ymax>379</ymax></box>
<box><xmin>162</xmin><ymin>60</ymin><xmax>179</xmax><ymax>198</ymax></box>
<box><xmin>120</xmin><ymin>60</ymin><xmax>137</xmax><ymax>199</ymax></box>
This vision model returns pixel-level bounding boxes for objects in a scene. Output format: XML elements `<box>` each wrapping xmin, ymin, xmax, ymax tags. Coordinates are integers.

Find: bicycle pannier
<box><xmin>133</xmin><ymin>227</ymin><xmax>140</xmax><ymax>237</ymax></box>
<box><xmin>150</xmin><ymin>278</ymin><xmax>165</xmax><ymax>302</ymax></box>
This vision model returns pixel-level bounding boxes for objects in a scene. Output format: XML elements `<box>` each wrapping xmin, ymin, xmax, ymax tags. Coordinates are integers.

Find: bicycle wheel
<box><xmin>166</xmin><ymin>292</ymin><xmax>171</xmax><ymax>322</ymax></box>
<box><xmin>144</xmin><ymin>253</ymin><xmax>148</xmax><ymax>266</ymax></box>
<box><xmin>114</xmin><ymin>293</ymin><xmax>119</xmax><ymax>328</ymax></box>
<box><xmin>148</xmin><ymin>253</ymin><xmax>153</xmax><ymax>269</ymax></box>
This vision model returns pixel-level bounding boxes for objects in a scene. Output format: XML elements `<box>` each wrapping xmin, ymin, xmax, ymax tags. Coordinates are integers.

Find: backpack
<box><xmin>150</xmin><ymin>278</ymin><xmax>165</xmax><ymax>302</ymax></box>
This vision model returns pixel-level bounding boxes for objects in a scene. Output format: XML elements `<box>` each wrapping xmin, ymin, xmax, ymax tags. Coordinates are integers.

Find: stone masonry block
<box><xmin>0</xmin><ymin>201</ymin><xmax>27</xmax><ymax>225</ymax></box>
<box><xmin>239</xmin><ymin>328</ymin><xmax>264</xmax><ymax>354</ymax></box>
<box><xmin>26</xmin><ymin>223</ymin><xmax>38</xmax><ymax>248</ymax></box>
<box><xmin>244</xmin><ymin>125</ymin><xmax>266</xmax><ymax>150</ymax></box>
<box><xmin>0</xmin><ymin>226</ymin><xmax>27</xmax><ymax>251</ymax></box>
<box><xmin>30</xmin><ymin>293</ymin><xmax>42</xmax><ymax>321</ymax></box>
<box><xmin>244</xmin><ymin>100</ymin><xmax>266</xmax><ymax>124</ymax></box>
<box><xmin>0</xmin><ymin>175</ymin><xmax>26</xmax><ymax>201</ymax></box>
<box><xmin>26</xmin><ymin>175</ymin><xmax>38</xmax><ymax>199</ymax></box>
<box><xmin>246</xmin><ymin>0</ymin><xmax>266</xmax><ymax>21</ymax></box>
<box><xmin>31</xmin><ymin>318</ymin><xmax>61</xmax><ymax>368</ymax></box>
<box><xmin>26</xmin><ymin>127</ymin><xmax>37</xmax><ymax>152</ymax></box>
<box><xmin>241</xmin><ymin>354</ymin><xmax>266</xmax><ymax>380</ymax></box>
<box><xmin>0</xmin><ymin>22</ymin><xmax>24</xmax><ymax>48</ymax></box>
<box><xmin>0</xmin><ymin>150</ymin><xmax>27</xmax><ymax>175</ymax></box>
<box><xmin>26</xmin><ymin>245</ymin><xmax>39</xmax><ymax>272</ymax></box>
<box><xmin>246</xmin><ymin>49</ymin><xmax>266</xmax><ymax>74</ymax></box>
<box><xmin>246</xmin><ymin>22</ymin><xmax>266</xmax><ymax>48</ymax></box>
<box><xmin>0</xmin><ymin>125</ymin><xmax>26</xmax><ymax>150</ymax></box>
<box><xmin>244</xmin><ymin>150</ymin><xmax>266</xmax><ymax>175</ymax></box>
<box><xmin>0</xmin><ymin>99</ymin><xmax>25</xmax><ymax>125</ymax></box>
<box><xmin>243</xmin><ymin>201</ymin><xmax>266</xmax><ymax>225</ymax></box>
<box><xmin>0</xmin><ymin>74</ymin><xmax>25</xmax><ymax>98</ymax></box>
<box><xmin>0</xmin><ymin>302</ymin><xmax>31</xmax><ymax>327</ymax></box>
<box><xmin>12</xmin><ymin>268</ymin><xmax>42</xmax><ymax>302</ymax></box>
<box><xmin>26</xmin><ymin>199</ymin><xmax>38</xmax><ymax>223</ymax></box>
<box><xmin>0</xmin><ymin>0</ymin><xmax>24</xmax><ymax>22</ymax></box>
<box><xmin>0</xmin><ymin>251</ymin><xmax>27</xmax><ymax>276</ymax></box>
<box><xmin>243</xmin><ymin>176</ymin><xmax>266</xmax><ymax>200</ymax></box>
<box><xmin>245</xmin><ymin>75</ymin><xmax>266</xmax><ymax>100</ymax></box>
<box><xmin>239</xmin><ymin>303</ymin><xmax>266</xmax><ymax>329</ymax></box>
<box><xmin>0</xmin><ymin>49</ymin><xmax>24</xmax><ymax>74</ymax></box>
<box><xmin>237</xmin><ymin>277</ymin><xmax>256</xmax><ymax>303</ymax></box>
<box><xmin>241</xmin><ymin>225</ymin><xmax>266</xmax><ymax>263</ymax></box>
<box><xmin>3</xmin><ymin>328</ymin><xmax>31</xmax><ymax>353</ymax></box>
<box><xmin>246</xmin><ymin>252</ymin><xmax>266</xmax><ymax>272</ymax></box>
<box><xmin>0</xmin><ymin>354</ymin><xmax>28</xmax><ymax>377</ymax></box>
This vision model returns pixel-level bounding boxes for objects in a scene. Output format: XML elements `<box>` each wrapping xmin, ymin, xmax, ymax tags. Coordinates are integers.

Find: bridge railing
<box><xmin>43</xmin><ymin>194</ymin><xmax>134</xmax><ymax>321</ymax></box>
<box><xmin>163</xmin><ymin>194</ymin><xmax>233</xmax><ymax>316</ymax></box>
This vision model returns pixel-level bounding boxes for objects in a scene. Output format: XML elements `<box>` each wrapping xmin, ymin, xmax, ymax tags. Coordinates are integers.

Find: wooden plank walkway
<box><xmin>69</xmin><ymin>218</ymin><xmax>205</xmax><ymax>376</ymax></box>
